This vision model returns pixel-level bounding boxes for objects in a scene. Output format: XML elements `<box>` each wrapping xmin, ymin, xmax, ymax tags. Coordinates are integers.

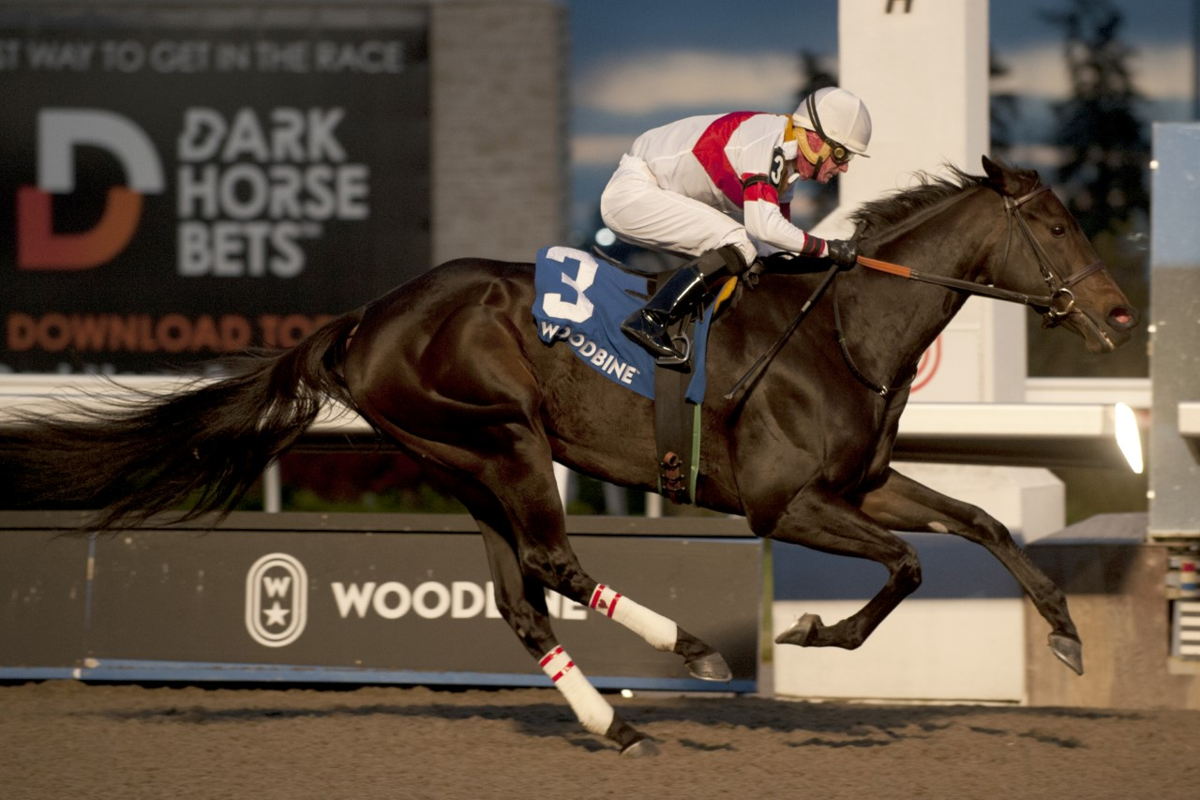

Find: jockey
<box><xmin>601</xmin><ymin>86</ymin><xmax>872</xmax><ymax>360</ymax></box>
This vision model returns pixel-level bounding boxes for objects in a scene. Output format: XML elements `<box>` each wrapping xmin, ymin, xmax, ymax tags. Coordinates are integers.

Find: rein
<box><xmin>855</xmin><ymin>255</ymin><xmax>1054</xmax><ymax>307</ymax></box>
<box><xmin>831</xmin><ymin>285</ymin><xmax>914</xmax><ymax>398</ymax></box>
<box><xmin>725</xmin><ymin>180</ymin><xmax>1109</xmax><ymax>403</ymax></box>
<box><xmin>832</xmin><ymin>183</ymin><xmax>1108</xmax><ymax>397</ymax></box>
<box><xmin>855</xmin><ymin>184</ymin><xmax>1106</xmax><ymax>324</ymax></box>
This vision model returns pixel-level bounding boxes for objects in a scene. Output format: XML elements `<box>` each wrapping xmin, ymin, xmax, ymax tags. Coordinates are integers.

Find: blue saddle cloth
<box><xmin>531</xmin><ymin>246</ymin><xmax>713</xmax><ymax>403</ymax></box>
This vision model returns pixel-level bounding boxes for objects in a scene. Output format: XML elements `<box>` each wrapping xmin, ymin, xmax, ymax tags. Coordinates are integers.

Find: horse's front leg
<box><xmin>758</xmin><ymin>488</ymin><xmax>923</xmax><ymax>650</ymax></box>
<box><xmin>859</xmin><ymin>467</ymin><xmax>1083</xmax><ymax>675</ymax></box>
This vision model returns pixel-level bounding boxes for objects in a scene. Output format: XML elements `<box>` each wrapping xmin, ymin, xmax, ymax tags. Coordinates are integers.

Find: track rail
<box><xmin>0</xmin><ymin>375</ymin><xmax>1144</xmax><ymax>467</ymax></box>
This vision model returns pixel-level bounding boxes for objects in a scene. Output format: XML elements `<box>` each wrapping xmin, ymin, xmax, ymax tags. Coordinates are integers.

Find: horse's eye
<box><xmin>1050</xmin><ymin>224</ymin><xmax>1066</xmax><ymax>237</ymax></box>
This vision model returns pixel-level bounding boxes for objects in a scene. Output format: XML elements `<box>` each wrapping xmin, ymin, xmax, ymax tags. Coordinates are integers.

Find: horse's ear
<box><xmin>981</xmin><ymin>155</ymin><xmax>1023</xmax><ymax>196</ymax></box>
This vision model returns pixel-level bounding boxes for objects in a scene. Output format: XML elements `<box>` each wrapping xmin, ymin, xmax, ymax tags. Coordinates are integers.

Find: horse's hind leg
<box><xmin>755</xmin><ymin>487</ymin><xmax>923</xmax><ymax>650</ymax></box>
<box><xmin>471</xmin><ymin>515</ymin><xmax>656</xmax><ymax>756</ymax></box>
<box><xmin>419</xmin><ymin>448</ymin><xmax>726</xmax><ymax>754</ymax></box>
<box><xmin>860</xmin><ymin>467</ymin><xmax>1083</xmax><ymax>674</ymax></box>
<box><xmin>350</xmin><ymin>295</ymin><xmax>725</xmax><ymax>750</ymax></box>
<box><xmin>584</xmin><ymin>583</ymin><xmax>732</xmax><ymax>682</ymax></box>
<box><xmin>463</xmin><ymin>441</ymin><xmax>732</xmax><ymax>682</ymax></box>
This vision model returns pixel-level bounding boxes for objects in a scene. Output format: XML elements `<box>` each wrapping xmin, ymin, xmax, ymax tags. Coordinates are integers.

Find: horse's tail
<box><xmin>0</xmin><ymin>310</ymin><xmax>365</xmax><ymax>529</ymax></box>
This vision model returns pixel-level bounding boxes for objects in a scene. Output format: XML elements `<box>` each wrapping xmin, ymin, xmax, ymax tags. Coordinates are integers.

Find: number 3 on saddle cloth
<box><xmin>532</xmin><ymin>246</ymin><xmax>726</xmax><ymax>503</ymax></box>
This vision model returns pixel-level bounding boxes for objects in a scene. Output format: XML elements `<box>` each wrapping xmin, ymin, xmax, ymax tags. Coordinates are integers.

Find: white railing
<box><xmin>1023</xmin><ymin>377</ymin><xmax>1151</xmax><ymax>408</ymax></box>
<box><xmin>0</xmin><ymin>374</ymin><xmax>1163</xmax><ymax>512</ymax></box>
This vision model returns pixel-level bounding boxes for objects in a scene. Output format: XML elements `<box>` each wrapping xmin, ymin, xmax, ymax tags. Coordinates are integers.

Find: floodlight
<box><xmin>1114</xmin><ymin>402</ymin><xmax>1143</xmax><ymax>474</ymax></box>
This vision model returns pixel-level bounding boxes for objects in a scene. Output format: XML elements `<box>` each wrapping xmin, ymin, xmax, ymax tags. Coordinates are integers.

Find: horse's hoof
<box><xmin>620</xmin><ymin>737</ymin><xmax>660</xmax><ymax>758</ymax></box>
<box><xmin>1048</xmin><ymin>633</ymin><xmax>1084</xmax><ymax>675</ymax></box>
<box><xmin>686</xmin><ymin>651</ymin><xmax>732</xmax><ymax>682</ymax></box>
<box><xmin>774</xmin><ymin>613</ymin><xmax>822</xmax><ymax>646</ymax></box>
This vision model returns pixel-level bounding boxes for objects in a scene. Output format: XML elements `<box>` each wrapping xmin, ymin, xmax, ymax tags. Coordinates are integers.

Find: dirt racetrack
<box><xmin>2</xmin><ymin>681</ymin><xmax>1198</xmax><ymax>799</ymax></box>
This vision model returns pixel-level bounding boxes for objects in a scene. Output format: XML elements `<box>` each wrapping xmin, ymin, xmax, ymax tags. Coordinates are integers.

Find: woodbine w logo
<box><xmin>245</xmin><ymin>552</ymin><xmax>308</xmax><ymax>648</ymax></box>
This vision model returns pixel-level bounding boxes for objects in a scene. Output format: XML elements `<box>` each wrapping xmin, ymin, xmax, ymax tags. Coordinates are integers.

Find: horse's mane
<box><xmin>848</xmin><ymin>163</ymin><xmax>1040</xmax><ymax>239</ymax></box>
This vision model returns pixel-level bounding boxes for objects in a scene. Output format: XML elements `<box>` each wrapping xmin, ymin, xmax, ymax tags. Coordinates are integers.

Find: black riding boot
<box><xmin>621</xmin><ymin>265</ymin><xmax>706</xmax><ymax>359</ymax></box>
<box><xmin>621</xmin><ymin>246</ymin><xmax>748</xmax><ymax>359</ymax></box>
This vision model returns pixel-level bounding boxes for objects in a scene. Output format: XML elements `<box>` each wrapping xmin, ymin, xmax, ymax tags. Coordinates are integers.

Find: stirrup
<box><xmin>621</xmin><ymin>314</ymin><xmax>679</xmax><ymax>359</ymax></box>
<box><xmin>655</xmin><ymin>334</ymin><xmax>691</xmax><ymax>366</ymax></box>
<box><xmin>621</xmin><ymin>313</ymin><xmax>692</xmax><ymax>363</ymax></box>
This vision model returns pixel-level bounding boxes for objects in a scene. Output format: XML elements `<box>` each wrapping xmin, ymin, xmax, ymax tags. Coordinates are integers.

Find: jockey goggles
<box><xmin>805</xmin><ymin>92</ymin><xmax>854</xmax><ymax>165</ymax></box>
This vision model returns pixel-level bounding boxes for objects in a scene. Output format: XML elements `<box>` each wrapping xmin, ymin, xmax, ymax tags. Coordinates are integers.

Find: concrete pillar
<box><xmin>1149</xmin><ymin>123</ymin><xmax>1200</xmax><ymax>537</ymax></box>
<box><xmin>816</xmin><ymin>0</ymin><xmax>1025</xmax><ymax>402</ymax></box>
<box><xmin>430</xmin><ymin>0</ymin><xmax>567</xmax><ymax>265</ymax></box>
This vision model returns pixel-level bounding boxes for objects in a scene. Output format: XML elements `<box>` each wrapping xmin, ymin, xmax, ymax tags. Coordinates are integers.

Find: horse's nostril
<box><xmin>1108</xmin><ymin>306</ymin><xmax>1137</xmax><ymax>330</ymax></box>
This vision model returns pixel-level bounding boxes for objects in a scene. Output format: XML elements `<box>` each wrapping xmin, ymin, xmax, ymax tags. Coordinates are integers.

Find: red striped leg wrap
<box><xmin>539</xmin><ymin>645</ymin><xmax>614</xmax><ymax>735</ymax></box>
<box><xmin>538</xmin><ymin>645</ymin><xmax>574</xmax><ymax>683</ymax></box>
<box><xmin>589</xmin><ymin>583</ymin><xmax>678</xmax><ymax>652</ymax></box>
<box><xmin>589</xmin><ymin>584</ymin><xmax>622</xmax><ymax>617</ymax></box>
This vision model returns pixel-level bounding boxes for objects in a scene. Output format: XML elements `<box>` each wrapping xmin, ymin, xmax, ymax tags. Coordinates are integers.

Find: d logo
<box><xmin>17</xmin><ymin>108</ymin><xmax>164</xmax><ymax>270</ymax></box>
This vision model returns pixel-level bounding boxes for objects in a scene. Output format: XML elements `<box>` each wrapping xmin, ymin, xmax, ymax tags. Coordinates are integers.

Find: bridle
<box><xmin>829</xmin><ymin>182</ymin><xmax>1110</xmax><ymax>397</ymax></box>
<box><xmin>857</xmin><ymin>182</ymin><xmax>1107</xmax><ymax>328</ymax></box>
<box><xmin>725</xmin><ymin>180</ymin><xmax>1110</xmax><ymax>403</ymax></box>
<box><xmin>998</xmin><ymin>184</ymin><xmax>1106</xmax><ymax>326</ymax></box>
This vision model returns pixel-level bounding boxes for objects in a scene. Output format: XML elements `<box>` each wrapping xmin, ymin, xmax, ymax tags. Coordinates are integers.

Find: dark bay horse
<box><xmin>0</xmin><ymin>156</ymin><xmax>1137</xmax><ymax>756</ymax></box>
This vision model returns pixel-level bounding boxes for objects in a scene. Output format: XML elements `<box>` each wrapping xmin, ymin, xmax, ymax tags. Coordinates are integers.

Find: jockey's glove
<box><xmin>825</xmin><ymin>239</ymin><xmax>859</xmax><ymax>270</ymax></box>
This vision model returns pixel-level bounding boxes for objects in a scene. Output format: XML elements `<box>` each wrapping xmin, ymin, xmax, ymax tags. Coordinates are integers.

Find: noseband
<box><xmin>1000</xmin><ymin>184</ymin><xmax>1106</xmax><ymax>326</ymax></box>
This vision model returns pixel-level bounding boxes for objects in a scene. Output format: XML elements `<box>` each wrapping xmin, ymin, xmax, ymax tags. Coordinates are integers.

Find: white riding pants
<box><xmin>600</xmin><ymin>154</ymin><xmax>759</xmax><ymax>266</ymax></box>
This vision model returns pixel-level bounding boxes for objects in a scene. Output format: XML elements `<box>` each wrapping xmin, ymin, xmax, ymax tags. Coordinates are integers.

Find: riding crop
<box><xmin>723</xmin><ymin>261</ymin><xmax>843</xmax><ymax>402</ymax></box>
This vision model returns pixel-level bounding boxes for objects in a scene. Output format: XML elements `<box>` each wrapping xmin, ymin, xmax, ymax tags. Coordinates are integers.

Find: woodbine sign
<box><xmin>0</xmin><ymin>512</ymin><xmax>761</xmax><ymax>691</ymax></box>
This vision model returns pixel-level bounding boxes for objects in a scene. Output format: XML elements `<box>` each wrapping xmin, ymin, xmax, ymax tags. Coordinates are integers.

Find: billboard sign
<box><xmin>0</xmin><ymin>24</ymin><xmax>429</xmax><ymax>374</ymax></box>
<box><xmin>0</xmin><ymin>513</ymin><xmax>761</xmax><ymax>691</ymax></box>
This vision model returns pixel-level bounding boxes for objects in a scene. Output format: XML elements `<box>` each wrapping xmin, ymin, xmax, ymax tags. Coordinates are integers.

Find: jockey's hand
<box><xmin>825</xmin><ymin>239</ymin><xmax>859</xmax><ymax>270</ymax></box>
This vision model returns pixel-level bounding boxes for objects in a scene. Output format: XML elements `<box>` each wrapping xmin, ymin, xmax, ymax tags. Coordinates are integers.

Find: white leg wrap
<box><xmin>539</xmin><ymin>646</ymin><xmax>614</xmax><ymax>736</ymax></box>
<box><xmin>589</xmin><ymin>584</ymin><xmax>678</xmax><ymax>652</ymax></box>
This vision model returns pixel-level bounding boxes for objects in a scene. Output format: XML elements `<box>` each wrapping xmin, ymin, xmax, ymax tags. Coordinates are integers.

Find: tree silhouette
<box><xmin>989</xmin><ymin>48</ymin><xmax>1019</xmax><ymax>162</ymax></box>
<box><xmin>794</xmin><ymin>49</ymin><xmax>838</xmax><ymax>99</ymax></box>
<box><xmin>1027</xmin><ymin>0</ymin><xmax>1148</xmax><ymax>378</ymax></box>
<box><xmin>1041</xmin><ymin>0</ymin><xmax>1148</xmax><ymax>238</ymax></box>
<box><xmin>791</xmin><ymin>49</ymin><xmax>840</xmax><ymax>226</ymax></box>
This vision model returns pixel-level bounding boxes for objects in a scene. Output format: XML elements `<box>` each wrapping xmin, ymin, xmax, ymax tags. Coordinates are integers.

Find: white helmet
<box><xmin>792</xmin><ymin>87</ymin><xmax>872</xmax><ymax>156</ymax></box>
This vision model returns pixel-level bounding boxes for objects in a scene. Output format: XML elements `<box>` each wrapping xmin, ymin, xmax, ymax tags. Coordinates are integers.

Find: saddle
<box><xmin>532</xmin><ymin>245</ymin><xmax>740</xmax><ymax>505</ymax></box>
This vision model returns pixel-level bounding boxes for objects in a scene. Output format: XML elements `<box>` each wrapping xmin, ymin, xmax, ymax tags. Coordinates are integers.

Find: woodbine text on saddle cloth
<box><xmin>531</xmin><ymin>246</ymin><xmax>713</xmax><ymax>403</ymax></box>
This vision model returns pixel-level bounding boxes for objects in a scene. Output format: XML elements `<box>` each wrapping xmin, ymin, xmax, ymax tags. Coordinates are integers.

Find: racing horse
<box><xmin>0</xmin><ymin>157</ymin><xmax>1137</xmax><ymax>756</ymax></box>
